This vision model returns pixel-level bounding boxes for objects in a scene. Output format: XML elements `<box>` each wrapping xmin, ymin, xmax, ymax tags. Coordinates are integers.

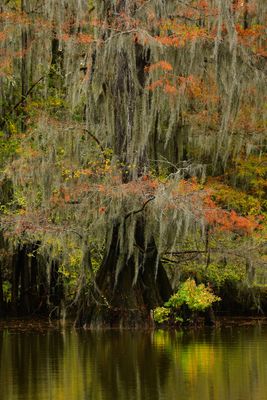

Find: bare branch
<box><xmin>125</xmin><ymin>196</ymin><xmax>155</xmax><ymax>220</ymax></box>
<box><xmin>0</xmin><ymin>76</ymin><xmax>45</xmax><ymax>128</ymax></box>
<box><xmin>85</xmin><ymin>129</ymin><xmax>107</xmax><ymax>160</ymax></box>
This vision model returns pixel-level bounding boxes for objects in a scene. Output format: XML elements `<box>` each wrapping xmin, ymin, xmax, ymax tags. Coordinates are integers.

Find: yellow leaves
<box><xmin>77</xmin><ymin>168</ymin><xmax>93</xmax><ymax>177</ymax></box>
<box><xmin>18</xmin><ymin>209</ymin><xmax>26</xmax><ymax>216</ymax></box>
<box><xmin>8</xmin><ymin>122</ymin><xmax>17</xmax><ymax>135</ymax></box>
<box><xmin>207</xmin><ymin>178</ymin><xmax>262</xmax><ymax>216</ymax></box>
<box><xmin>234</xmin><ymin>156</ymin><xmax>267</xmax><ymax>204</ymax></box>
<box><xmin>25</xmin><ymin>97</ymin><xmax>65</xmax><ymax>115</ymax></box>
<box><xmin>49</xmin><ymin>97</ymin><xmax>63</xmax><ymax>107</ymax></box>
<box><xmin>62</xmin><ymin>168</ymin><xmax>93</xmax><ymax>181</ymax></box>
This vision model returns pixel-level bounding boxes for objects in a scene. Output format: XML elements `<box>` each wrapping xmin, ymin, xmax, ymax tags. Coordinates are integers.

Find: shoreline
<box><xmin>1</xmin><ymin>316</ymin><xmax>267</xmax><ymax>333</ymax></box>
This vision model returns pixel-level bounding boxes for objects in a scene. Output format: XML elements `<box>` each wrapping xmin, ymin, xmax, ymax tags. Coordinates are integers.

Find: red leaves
<box><xmin>76</xmin><ymin>33</ymin><xmax>93</xmax><ymax>44</ymax></box>
<box><xmin>145</xmin><ymin>79</ymin><xmax>163</xmax><ymax>91</ymax></box>
<box><xmin>0</xmin><ymin>31</ymin><xmax>7</xmax><ymax>41</ymax></box>
<box><xmin>64</xmin><ymin>194</ymin><xmax>71</xmax><ymax>203</ymax></box>
<box><xmin>58</xmin><ymin>33</ymin><xmax>93</xmax><ymax>45</ymax></box>
<box><xmin>164</xmin><ymin>83</ymin><xmax>178</xmax><ymax>95</ymax></box>
<box><xmin>155</xmin><ymin>23</ymin><xmax>210</xmax><ymax>48</ymax></box>
<box><xmin>204</xmin><ymin>196</ymin><xmax>259</xmax><ymax>234</ymax></box>
<box><xmin>145</xmin><ymin>61</ymin><xmax>173</xmax><ymax>73</ymax></box>
<box><xmin>145</xmin><ymin>61</ymin><xmax>176</xmax><ymax>95</ymax></box>
<box><xmin>197</xmin><ymin>0</ymin><xmax>209</xmax><ymax>9</ymax></box>
<box><xmin>146</xmin><ymin>72</ymin><xmax>204</xmax><ymax>101</ymax></box>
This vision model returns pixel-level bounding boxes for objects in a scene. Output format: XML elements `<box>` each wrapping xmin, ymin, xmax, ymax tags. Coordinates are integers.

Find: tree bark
<box><xmin>21</xmin><ymin>0</ymin><xmax>29</xmax><ymax>132</ymax></box>
<box><xmin>77</xmin><ymin>1</ymin><xmax>173</xmax><ymax>327</ymax></box>
<box><xmin>0</xmin><ymin>263</ymin><xmax>4</xmax><ymax>316</ymax></box>
<box><xmin>80</xmin><ymin>220</ymin><xmax>172</xmax><ymax>328</ymax></box>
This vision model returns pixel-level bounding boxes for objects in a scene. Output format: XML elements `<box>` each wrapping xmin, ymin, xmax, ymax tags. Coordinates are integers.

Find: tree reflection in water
<box><xmin>0</xmin><ymin>326</ymin><xmax>267</xmax><ymax>400</ymax></box>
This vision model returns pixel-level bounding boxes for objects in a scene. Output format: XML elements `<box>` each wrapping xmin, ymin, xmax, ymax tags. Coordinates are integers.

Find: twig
<box><xmin>85</xmin><ymin>129</ymin><xmax>107</xmax><ymax>160</ymax></box>
<box><xmin>135</xmin><ymin>0</ymin><xmax>152</xmax><ymax>14</ymax></box>
<box><xmin>125</xmin><ymin>196</ymin><xmax>155</xmax><ymax>220</ymax></box>
<box><xmin>165</xmin><ymin>250</ymin><xmax>206</xmax><ymax>255</ymax></box>
<box><xmin>0</xmin><ymin>76</ymin><xmax>45</xmax><ymax>128</ymax></box>
<box><xmin>14</xmin><ymin>76</ymin><xmax>45</xmax><ymax>111</ymax></box>
<box><xmin>69</xmin><ymin>230</ymin><xmax>84</xmax><ymax>240</ymax></box>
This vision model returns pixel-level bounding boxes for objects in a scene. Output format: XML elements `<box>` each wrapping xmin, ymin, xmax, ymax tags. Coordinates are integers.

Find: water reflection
<box><xmin>0</xmin><ymin>325</ymin><xmax>267</xmax><ymax>400</ymax></box>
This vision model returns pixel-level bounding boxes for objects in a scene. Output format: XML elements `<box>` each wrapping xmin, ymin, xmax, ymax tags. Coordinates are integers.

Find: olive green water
<box><xmin>1</xmin><ymin>323</ymin><xmax>267</xmax><ymax>400</ymax></box>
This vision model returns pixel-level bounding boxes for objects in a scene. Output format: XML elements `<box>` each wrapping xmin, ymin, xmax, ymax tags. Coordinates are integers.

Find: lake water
<box><xmin>1</xmin><ymin>321</ymin><xmax>267</xmax><ymax>400</ymax></box>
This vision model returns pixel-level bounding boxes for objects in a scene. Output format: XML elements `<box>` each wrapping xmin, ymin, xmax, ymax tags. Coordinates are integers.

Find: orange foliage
<box><xmin>145</xmin><ymin>60</ymin><xmax>173</xmax><ymax>73</ymax></box>
<box><xmin>203</xmin><ymin>196</ymin><xmax>259</xmax><ymax>234</ymax></box>
<box><xmin>164</xmin><ymin>83</ymin><xmax>178</xmax><ymax>95</ymax></box>
<box><xmin>58</xmin><ymin>33</ymin><xmax>71</xmax><ymax>42</ymax></box>
<box><xmin>76</xmin><ymin>33</ymin><xmax>93</xmax><ymax>44</ymax></box>
<box><xmin>236</xmin><ymin>24</ymin><xmax>267</xmax><ymax>56</ymax></box>
<box><xmin>145</xmin><ymin>79</ymin><xmax>163</xmax><ymax>91</ymax></box>
<box><xmin>0</xmin><ymin>31</ymin><xmax>7</xmax><ymax>41</ymax></box>
<box><xmin>155</xmin><ymin>22</ymin><xmax>210</xmax><ymax>48</ymax></box>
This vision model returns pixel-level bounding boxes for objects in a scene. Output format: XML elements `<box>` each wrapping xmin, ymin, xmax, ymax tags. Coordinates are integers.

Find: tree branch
<box><xmin>165</xmin><ymin>250</ymin><xmax>206</xmax><ymax>255</ymax></box>
<box><xmin>125</xmin><ymin>196</ymin><xmax>155</xmax><ymax>220</ymax></box>
<box><xmin>85</xmin><ymin>129</ymin><xmax>107</xmax><ymax>160</ymax></box>
<box><xmin>0</xmin><ymin>76</ymin><xmax>45</xmax><ymax>128</ymax></box>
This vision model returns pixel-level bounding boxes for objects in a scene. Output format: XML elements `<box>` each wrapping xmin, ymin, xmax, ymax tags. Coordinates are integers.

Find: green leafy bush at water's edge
<box><xmin>153</xmin><ymin>307</ymin><xmax>171</xmax><ymax>324</ymax></box>
<box><xmin>153</xmin><ymin>279</ymin><xmax>221</xmax><ymax>325</ymax></box>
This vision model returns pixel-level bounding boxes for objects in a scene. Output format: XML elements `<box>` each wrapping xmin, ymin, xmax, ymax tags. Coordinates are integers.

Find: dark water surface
<box><xmin>1</xmin><ymin>321</ymin><xmax>267</xmax><ymax>400</ymax></box>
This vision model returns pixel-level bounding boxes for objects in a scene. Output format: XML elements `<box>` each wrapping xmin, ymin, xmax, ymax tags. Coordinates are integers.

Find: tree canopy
<box><xmin>0</xmin><ymin>0</ymin><xmax>266</xmax><ymax>325</ymax></box>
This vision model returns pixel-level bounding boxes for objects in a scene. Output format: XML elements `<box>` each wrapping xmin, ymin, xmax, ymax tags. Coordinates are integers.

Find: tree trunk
<box><xmin>21</xmin><ymin>0</ymin><xmax>29</xmax><ymax>132</ymax></box>
<box><xmin>78</xmin><ymin>1</ymin><xmax>172</xmax><ymax>327</ymax></box>
<box><xmin>11</xmin><ymin>253</ymin><xmax>19</xmax><ymax>314</ymax></box>
<box><xmin>0</xmin><ymin>263</ymin><xmax>4</xmax><ymax>316</ymax></box>
<box><xmin>49</xmin><ymin>260</ymin><xmax>64</xmax><ymax>318</ymax></box>
<box><xmin>80</xmin><ymin>221</ymin><xmax>172</xmax><ymax>328</ymax></box>
<box><xmin>20</xmin><ymin>247</ymin><xmax>31</xmax><ymax>314</ymax></box>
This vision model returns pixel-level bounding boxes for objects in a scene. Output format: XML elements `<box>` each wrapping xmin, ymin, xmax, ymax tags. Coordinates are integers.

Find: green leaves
<box><xmin>0</xmin><ymin>130</ymin><xmax>19</xmax><ymax>167</ymax></box>
<box><xmin>153</xmin><ymin>307</ymin><xmax>171</xmax><ymax>324</ymax></box>
<box><xmin>153</xmin><ymin>279</ymin><xmax>220</xmax><ymax>325</ymax></box>
<box><xmin>165</xmin><ymin>279</ymin><xmax>220</xmax><ymax>312</ymax></box>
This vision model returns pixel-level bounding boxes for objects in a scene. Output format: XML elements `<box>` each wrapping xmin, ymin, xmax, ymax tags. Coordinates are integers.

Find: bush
<box><xmin>153</xmin><ymin>307</ymin><xmax>170</xmax><ymax>324</ymax></box>
<box><xmin>153</xmin><ymin>279</ymin><xmax>220</xmax><ymax>326</ymax></box>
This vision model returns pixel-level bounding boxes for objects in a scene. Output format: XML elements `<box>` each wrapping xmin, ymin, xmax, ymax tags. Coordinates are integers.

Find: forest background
<box><xmin>0</xmin><ymin>0</ymin><xmax>266</xmax><ymax>327</ymax></box>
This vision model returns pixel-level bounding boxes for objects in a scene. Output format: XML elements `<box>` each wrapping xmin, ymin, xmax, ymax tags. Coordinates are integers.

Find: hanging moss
<box><xmin>0</xmin><ymin>1</ymin><xmax>266</xmax><ymax>323</ymax></box>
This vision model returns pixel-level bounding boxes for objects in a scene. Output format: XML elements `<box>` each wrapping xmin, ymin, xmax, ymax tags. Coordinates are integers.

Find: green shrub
<box><xmin>165</xmin><ymin>279</ymin><xmax>221</xmax><ymax>312</ymax></box>
<box><xmin>153</xmin><ymin>279</ymin><xmax>220</xmax><ymax>325</ymax></box>
<box><xmin>153</xmin><ymin>307</ymin><xmax>170</xmax><ymax>324</ymax></box>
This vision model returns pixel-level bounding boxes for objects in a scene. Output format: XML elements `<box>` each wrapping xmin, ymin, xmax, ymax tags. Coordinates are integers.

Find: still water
<box><xmin>0</xmin><ymin>322</ymin><xmax>267</xmax><ymax>400</ymax></box>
